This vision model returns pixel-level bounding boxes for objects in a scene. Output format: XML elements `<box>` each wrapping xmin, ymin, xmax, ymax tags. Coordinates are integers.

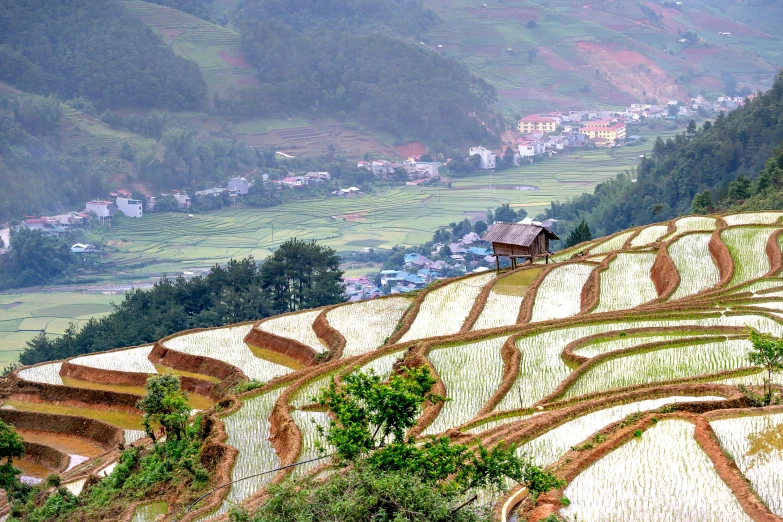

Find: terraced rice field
<box><xmin>710</xmin><ymin>412</ymin><xmax>783</xmax><ymax>516</ymax></box>
<box><xmin>722</xmin><ymin>226</ymin><xmax>776</xmax><ymax>285</ymax></box>
<box><xmin>473</xmin><ymin>269</ymin><xmax>540</xmax><ymax>330</ymax></box>
<box><xmin>257</xmin><ymin>311</ymin><xmax>328</xmax><ymax>353</ymax></box>
<box><xmin>562</xmin><ymin>339</ymin><xmax>751</xmax><ymax>399</ymax></box>
<box><xmin>668</xmin><ymin>233</ymin><xmax>719</xmax><ymax>300</ymax></box>
<box><xmin>163</xmin><ymin>324</ymin><xmax>294</xmax><ymax>381</ymax></box>
<box><xmin>529</xmin><ymin>263</ymin><xmax>593</xmax><ymax>322</ymax></box>
<box><xmin>71</xmin><ymin>345</ymin><xmax>156</xmax><ymax>373</ymax></box>
<box><xmin>517</xmin><ymin>396</ymin><xmax>723</xmax><ymax>467</ymax></box>
<box><xmin>424</xmin><ymin>337</ymin><xmax>507</xmax><ymax>435</ymax></box>
<box><xmin>561</xmin><ymin>420</ymin><xmax>753</xmax><ymax>522</ymax></box>
<box><xmin>9</xmin><ymin>213</ymin><xmax>783</xmax><ymax>521</ymax></box>
<box><xmin>399</xmin><ymin>272</ymin><xmax>494</xmax><ymax>342</ymax></box>
<box><xmin>326</xmin><ymin>297</ymin><xmax>410</xmax><ymax>356</ymax></box>
<box><xmin>593</xmin><ymin>253</ymin><xmax>658</xmax><ymax>312</ymax></box>
<box><xmin>630</xmin><ymin>225</ymin><xmax>669</xmax><ymax>247</ymax></box>
<box><xmin>587</xmin><ymin>231</ymin><xmax>634</xmax><ymax>255</ymax></box>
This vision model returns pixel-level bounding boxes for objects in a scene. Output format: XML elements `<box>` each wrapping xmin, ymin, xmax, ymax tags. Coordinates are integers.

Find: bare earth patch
<box><xmin>217</xmin><ymin>51</ymin><xmax>252</xmax><ymax>69</ymax></box>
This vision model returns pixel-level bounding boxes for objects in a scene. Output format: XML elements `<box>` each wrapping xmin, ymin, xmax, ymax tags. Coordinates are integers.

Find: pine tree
<box><xmin>564</xmin><ymin>220</ymin><xmax>592</xmax><ymax>248</ymax></box>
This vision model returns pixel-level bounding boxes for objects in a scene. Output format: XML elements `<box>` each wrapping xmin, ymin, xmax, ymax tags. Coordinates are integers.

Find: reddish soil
<box><xmin>576</xmin><ymin>41</ymin><xmax>687</xmax><ymax>103</ymax></box>
<box><xmin>537</xmin><ymin>47</ymin><xmax>580</xmax><ymax>72</ymax></box>
<box><xmin>160</xmin><ymin>28</ymin><xmax>184</xmax><ymax>42</ymax></box>
<box><xmin>336</xmin><ymin>212</ymin><xmax>367</xmax><ymax>222</ymax></box>
<box><xmin>0</xmin><ymin>82</ymin><xmax>21</xmax><ymax>94</ymax></box>
<box><xmin>217</xmin><ymin>50</ymin><xmax>252</xmax><ymax>69</ymax></box>
<box><xmin>687</xmin><ymin>12</ymin><xmax>770</xmax><ymax>38</ymax></box>
<box><xmin>394</xmin><ymin>141</ymin><xmax>427</xmax><ymax>160</ymax></box>
<box><xmin>680</xmin><ymin>47</ymin><xmax>719</xmax><ymax>64</ymax></box>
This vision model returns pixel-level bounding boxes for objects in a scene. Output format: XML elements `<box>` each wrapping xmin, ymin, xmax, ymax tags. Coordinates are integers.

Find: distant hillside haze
<box><xmin>543</xmin><ymin>71</ymin><xmax>783</xmax><ymax>240</ymax></box>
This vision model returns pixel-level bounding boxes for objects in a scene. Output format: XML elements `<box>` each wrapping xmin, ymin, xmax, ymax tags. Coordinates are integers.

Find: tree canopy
<box><xmin>0</xmin><ymin>0</ymin><xmax>206</xmax><ymax>110</ymax></box>
<box><xmin>0</xmin><ymin>228</ymin><xmax>75</xmax><ymax>289</ymax></box>
<box><xmin>748</xmin><ymin>329</ymin><xmax>783</xmax><ymax>403</ymax></box>
<box><xmin>136</xmin><ymin>375</ymin><xmax>191</xmax><ymax>442</ymax></box>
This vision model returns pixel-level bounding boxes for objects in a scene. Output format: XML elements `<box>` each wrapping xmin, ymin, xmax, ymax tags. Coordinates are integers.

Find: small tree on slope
<box><xmin>748</xmin><ymin>330</ymin><xmax>783</xmax><ymax>404</ymax></box>
<box><xmin>136</xmin><ymin>375</ymin><xmax>190</xmax><ymax>441</ymax></box>
<box><xmin>232</xmin><ymin>367</ymin><xmax>563</xmax><ymax>522</ymax></box>
<box><xmin>316</xmin><ymin>366</ymin><xmax>563</xmax><ymax>503</ymax></box>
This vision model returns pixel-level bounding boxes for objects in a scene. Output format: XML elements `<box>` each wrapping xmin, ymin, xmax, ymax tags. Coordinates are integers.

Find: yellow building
<box><xmin>580</xmin><ymin>119</ymin><xmax>626</xmax><ymax>146</ymax></box>
<box><xmin>518</xmin><ymin>115</ymin><xmax>558</xmax><ymax>134</ymax></box>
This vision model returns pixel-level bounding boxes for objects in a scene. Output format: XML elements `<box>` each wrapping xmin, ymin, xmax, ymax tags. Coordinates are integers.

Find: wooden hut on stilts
<box><xmin>482</xmin><ymin>222</ymin><xmax>559</xmax><ymax>271</ymax></box>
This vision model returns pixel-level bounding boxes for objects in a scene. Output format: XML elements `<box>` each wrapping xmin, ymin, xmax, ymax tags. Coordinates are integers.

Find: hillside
<box><xmin>544</xmin><ymin>70</ymin><xmax>783</xmax><ymax>240</ymax></box>
<box><xmin>4</xmin><ymin>211</ymin><xmax>783</xmax><ymax>520</ymax></box>
<box><xmin>425</xmin><ymin>0</ymin><xmax>782</xmax><ymax>113</ymax></box>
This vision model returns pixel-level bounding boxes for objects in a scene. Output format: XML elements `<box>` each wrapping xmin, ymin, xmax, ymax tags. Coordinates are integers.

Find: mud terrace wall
<box><xmin>0</xmin><ymin>410</ymin><xmax>123</xmax><ymax>450</ymax></box>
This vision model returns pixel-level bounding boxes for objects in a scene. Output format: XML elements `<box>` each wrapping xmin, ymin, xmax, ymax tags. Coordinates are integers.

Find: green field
<box><xmin>102</xmin><ymin>135</ymin><xmax>669</xmax><ymax>277</ymax></box>
<box><xmin>0</xmin><ymin>293</ymin><xmax>120</xmax><ymax>368</ymax></box>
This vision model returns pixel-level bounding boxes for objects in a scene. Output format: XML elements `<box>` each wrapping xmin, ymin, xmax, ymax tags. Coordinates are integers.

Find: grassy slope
<box><xmin>423</xmin><ymin>0</ymin><xmax>781</xmax><ymax>114</ymax></box>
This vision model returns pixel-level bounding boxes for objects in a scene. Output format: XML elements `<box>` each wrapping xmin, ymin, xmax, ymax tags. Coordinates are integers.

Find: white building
<box><xmin>469</xmin><ymin>146</ymin><xmax>496</xmax><ymax>169</ymax></box>
<box><xmin>86</xmin><ymin>200</ymin><xmax>115</xmax><ymax>223</ymax></box>
<box><xmin>228</xmin><ymin>177</ymin><xmax>249</xmax><ymax>195</ymax></box>
<box><xmin>116</xmin><ymin>197</ymin><xmax>143</xmax><ymax>218</ymax></box>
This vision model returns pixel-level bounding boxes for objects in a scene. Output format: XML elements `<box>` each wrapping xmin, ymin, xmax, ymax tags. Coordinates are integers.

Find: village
<box><xmin>1</xmin><ymin>92</ymin><xmax>749</xmax><ymax>294</ymax></box>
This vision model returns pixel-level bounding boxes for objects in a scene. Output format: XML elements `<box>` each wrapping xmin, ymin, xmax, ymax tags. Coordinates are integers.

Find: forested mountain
<box><xmin>211</xmin><ymin>0</ymin><xmax>497</xmax><ymax>144</ymax></box>
<box><xmin>543</xmin><ymin>71</ymin><xmax>783</xmax><ymax>240</ymax></box>
<box><xmin>0</xmin><ymin>0</ymin><xmax>206</xmax><ymax>110</ymax></box>
<box><xmin>223</xmin><ymin>26</ymin><xmax>497</xmax><ymax>143</ymax></box>
<box><xmin>243</xmin><ymin>0</ymin><xmax>438</xmax><ymax>37</ymax></box>
<box><xmin>0</xmin><ymin>99</ymin><xmax>106</xmax><ymax>219</ymax></box>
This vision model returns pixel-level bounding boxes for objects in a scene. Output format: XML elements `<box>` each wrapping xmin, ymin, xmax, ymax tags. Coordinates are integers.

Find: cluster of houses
<box><xmin>465</xmin><ymin>92</ymin><xmax>752</xmax><ymax>170</ymax></box>
<box><xmin>356</xmin><ymin>159</ymin><xmax>441</xmax><ymax>182</ymax></box>
<box><xmin>343</xmin><ymin>217</ymin><xmax>560</xmax><ymax>299</ymax></box>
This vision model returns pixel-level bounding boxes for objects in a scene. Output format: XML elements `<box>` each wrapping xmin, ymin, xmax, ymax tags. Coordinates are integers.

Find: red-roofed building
<box><xmin>518</xmin><ymin>115</ymin><xmax>558</xmax><ymax>134</ymax></box>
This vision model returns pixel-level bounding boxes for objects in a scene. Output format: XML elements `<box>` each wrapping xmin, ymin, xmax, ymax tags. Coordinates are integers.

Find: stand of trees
<box><xmin>0</xmin><ymin>0</ymin><xmax>206</xmax><ymax>110</ymax></box>
<box><xmin>0</xmin><ymin>229</ymin><xmax>75</xmax><ymax>290</ymax></box>
<box><xmin>19</xmin><ymin>240</ymin><xmax>345</xmax><ymax>365</ymax></box>
<box><xmin>541</xmin><ymin>71</ymin><xmax>783</xmax><ymax>240</ymax></box>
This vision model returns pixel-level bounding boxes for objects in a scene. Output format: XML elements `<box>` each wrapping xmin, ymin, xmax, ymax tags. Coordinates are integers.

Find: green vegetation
<box><xmin>564</xmin><ymin>220</ymin><xmax>593</xmax><ymax>249</ymax></box>
<box><xmin>18</xmin><ymin>424</ymin><xmax>209</xmax><ymax>522</ymax></box>
<box><xmin>136</xmin><ymin>375</ymin><xmax>191</xmax><ymax>442</ymax></box>
<box><xmin>707</xmin><ymin>146</ymin><xmax>783</xmax><ymax>213</ymax></box>
<box><xmin>222</xmin><ymin>27</ymin><xmax>497</xmax><ymax>144</ymax></box>
<box><xmin>0</xmin><ymin>0</ymin><xmax>206</xmax><ymax>110</ymax></box>
<box><xmin>0</xmin><ymin>229</ymin><xmax>75</xmax><ymax>289</ymax></box>
<box><xmin>19</xmin><ymin>241</ymin><xmax>344</xmax><ymax>365</ymax></box>
<box><xmin>747</xmin><ymin>330</ymin><xmax>783</xmax><ymax>404</ymax></box>
<box><xmin>230</xmin><ymin>367</ymin><xmax>563</xmax><ymax>522</ymax></box>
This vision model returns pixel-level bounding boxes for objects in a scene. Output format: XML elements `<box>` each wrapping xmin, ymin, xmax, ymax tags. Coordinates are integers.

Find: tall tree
<box><xmin>261</xmin><ymin>239</ymin><xmax>344</xmax><ymax>313</ymax></box>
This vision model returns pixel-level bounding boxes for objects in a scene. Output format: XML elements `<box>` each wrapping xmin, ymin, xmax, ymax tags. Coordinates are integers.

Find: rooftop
<box><xmin>482</xmin><ymin>222</ymin><xmax>559</xmax><ymax>246</ymax></box>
